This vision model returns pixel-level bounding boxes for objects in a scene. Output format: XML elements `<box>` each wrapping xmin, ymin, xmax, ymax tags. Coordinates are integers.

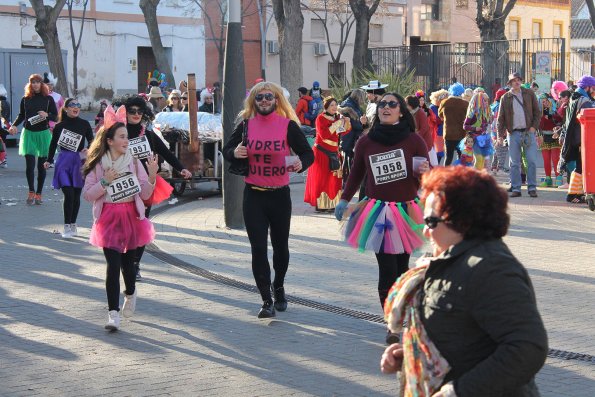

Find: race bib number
<box><xmin>57</xmin><ymin>128</ymin><xmax>83</xmax><ymax>151</ymax></box>
<box><xmin>28</xmin><ymin>114</ymin><xmax>46</xmax><ymax>126</ymax></box>
<box><xmin>108</xmin><ymin>172</ymin><xmax>140</xmax><ymax>202</ymax></box>
<box><xmin>128</xmin><ymin>136</ymin><xmax>151</xmax><ymax>159</ymax></box>
<box><xmin>369</xmin><ymin>149</ymin><xmax>407</xmax><ymax>185</ymax></box>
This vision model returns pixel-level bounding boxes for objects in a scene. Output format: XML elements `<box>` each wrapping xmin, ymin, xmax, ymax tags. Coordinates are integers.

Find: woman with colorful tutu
<box><xmin>44</xmin><ymin>98</ymin><xmax>94</xmax><ymax>238</ymax></box>
<box><xmin>83</xmin><ymin>106</ymin><xmax>158</xmax><ymax>331</ymax></box>
<box><xmin>8</xmin><ymin>74</ymin><xmax>58</xmax><ymax>205</ymax></box>
<box><xmin>463</xmin><ymin>88</ymin><xmax>493</xmax><ymax>169</ymax></box>
<box><xmin>334</xmin><ymin>92</ymin><xmax>430</xmax><ymax>342</ymax></box>
<box><xmin>304</xmin><ymin>96</ymin><xmax>350</xmax><ymax>212</ymax></box>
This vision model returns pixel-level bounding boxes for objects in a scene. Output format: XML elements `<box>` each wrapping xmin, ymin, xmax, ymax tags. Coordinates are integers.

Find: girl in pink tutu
<box><xmin>82</xmin><ymin>105</ymin><xmax>158</xmax><ymax>331</ymax></box>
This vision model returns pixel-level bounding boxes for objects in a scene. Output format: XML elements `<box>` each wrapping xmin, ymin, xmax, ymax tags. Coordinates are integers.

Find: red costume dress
<box><xmin>304</xmin><ymin>113</ymin><xmax>348</xmax><ymax>210</ymax></box>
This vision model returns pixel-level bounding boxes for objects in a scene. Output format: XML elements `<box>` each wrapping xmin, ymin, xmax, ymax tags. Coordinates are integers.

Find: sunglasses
<box><xmin>424</xmin><ymin>216</ymin><xmax>446</xmax><ymax>229</ymax></box>
<box><xmin>67</xmin><ymin>102</ymin><xmax>81</xmax><ymax>108</ymax></box>
<box><xmin>255</xmin><ymin>93</ymin><xmax>275</xmax><ymax>102</ymax></box>
<box><xmin>181</xmin><ymin>97</ymin><xmax>188</xmax><ymax>100</ymax></box>
<box><xmin>127</xmin><ymin>109</ymin><xmax>143</xmax><ymax>115</ymax></box>
<box><xmin>378</xmin><ymin>101</ymin><xmax>400</xmax><ymax>109</ymax></box>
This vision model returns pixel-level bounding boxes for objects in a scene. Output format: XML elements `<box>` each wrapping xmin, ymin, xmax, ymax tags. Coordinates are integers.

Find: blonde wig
<box><xmin>429</xmin><ymin>89</ymin><xmax>449</xmax><ymax>106</ymax></box>
<box><xmin>240</xmin><ymin>81</ymin><xmax>300</xmax><ymax>123</ymax></box>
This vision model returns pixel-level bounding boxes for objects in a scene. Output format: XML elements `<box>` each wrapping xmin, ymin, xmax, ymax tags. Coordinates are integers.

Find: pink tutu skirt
<box><xmin>342</xmin><ymin>198</ymin><xmax>425</xmax><ymax>254</ymax></box>
<box><xmin>90</xmin><ymin>202</ymin><xmax>155</xmax><ymax>253</ymax></box>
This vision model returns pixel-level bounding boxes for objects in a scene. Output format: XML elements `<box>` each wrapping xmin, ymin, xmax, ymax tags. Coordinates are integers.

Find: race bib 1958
<box><xmin>57</xmin><ymin>129</ymin><xmax>83</xmax><ymax>151</ymax></box>
<box><xmin>108</xmin><ymin>172</ymin><xmax>140</xmax><ymax>202</ymax></box>
<box><xmin>128</xmin><ymin>136</ymin><xmax>151</xmax><ymax>159</ymax></box>
<box><xmin>369</xmin><ymin>149</ymin><xmax>407</xmax><ymax>185</ymax></box>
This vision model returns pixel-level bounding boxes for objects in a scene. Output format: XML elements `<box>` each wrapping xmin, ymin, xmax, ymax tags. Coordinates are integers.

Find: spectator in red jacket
<box><xmin>295</xmin><ymin>87</ymin><xmax>313</xmax><ymax>126</ymax></box>
<box><xmin>406</xmin><ymin>95</ymin><xmax>436</xmax><ymax>165</ymax></box>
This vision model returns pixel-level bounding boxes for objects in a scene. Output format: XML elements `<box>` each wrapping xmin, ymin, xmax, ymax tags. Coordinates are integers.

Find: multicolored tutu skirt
<box><xmin>53</xmin><ymin>150</ymin><xmax>84</xmax><ymax>189</ymax></box>
<box><xmin>19</xmin><ymin>128</ymin><xmax>51</xmax><ymax>157</ymax></box>
<box><xmin>342</xmin><ymin>198</ymin><xmax>425</xmax><ymax>254</ymax></box>
<box><xmin>90</xmin><ymin>202</ymin><xmax>155</xmax><ymax>253</ymax></box>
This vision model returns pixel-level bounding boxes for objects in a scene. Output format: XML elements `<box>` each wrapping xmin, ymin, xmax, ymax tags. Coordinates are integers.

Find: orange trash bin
<box><xmin>578</xmin><ymin>107</ymin><xmax>595</xmax><ymax>211</ymax></box>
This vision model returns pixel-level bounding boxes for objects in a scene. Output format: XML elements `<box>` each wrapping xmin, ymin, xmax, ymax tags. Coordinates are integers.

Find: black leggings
<box><xmin>103</xmin><ymin>248</ymin><xmax>137</xmax><ymax>311</ymax></box>
<box><xmin>444</xmin><ymin>140</ymin><xmax>462</xmax><ymax>166</ymax></box>
<box><xmin>134</xmin><ymin>205</ymin><xmax>152</xmax><ymax>266</ymax></box>
<box><xmin>375</xmin><ymin>252</ymin><xmax>410</xmax><ymax>309</ymax></box>
<box><xmin>25</xmin><ymin>155</ymin><xmax>47</xmax><ymax>194</ymax></box>
<box><xmin>61</xmin><ymin>187</ymin><xmax>82</xmax><ymax>224</ymax></box>
<box><xmin>243</xmin><ymin>185</ymin><xmax>291</xmax><ymax>302</ymax></box>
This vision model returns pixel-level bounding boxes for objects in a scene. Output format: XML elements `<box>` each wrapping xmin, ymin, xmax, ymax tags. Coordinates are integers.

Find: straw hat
<box><xmin>148</xmin><ymin>86</ymin><xmax>164</xmax><ymax>99</ymax></box>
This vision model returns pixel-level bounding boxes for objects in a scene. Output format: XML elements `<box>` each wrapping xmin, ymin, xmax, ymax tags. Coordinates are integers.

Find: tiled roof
<box><xmin>571</xmin><ymin>18</ymin><xmax>595</xmax><ymax>39</ymax></box>
<box><xmin>572</xmin><ymin>0</ymin><xmax>585</xmax><ymax>17</ymax></box>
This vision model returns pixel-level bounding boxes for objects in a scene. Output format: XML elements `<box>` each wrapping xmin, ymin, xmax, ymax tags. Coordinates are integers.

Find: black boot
<box><xmin>272</xmin><ymin>286</ymin><xmax>287</xmax><ymax>312</ymax></box>
<box><xmin>134</xmin><ymin>262</ymin><xmax>142</xmax><ymax>281</ymax></box>
<box><xmin>257</xmin><ymin>300</ymin><xmax>276</xmax><ymax>318</ymax></box>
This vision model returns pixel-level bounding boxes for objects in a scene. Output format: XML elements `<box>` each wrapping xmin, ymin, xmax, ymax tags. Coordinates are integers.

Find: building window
<box><xmin>532</xmin><ymin>21</ymin><xmax>542</xmax><ymax>39</ymax></box>
<box><xmin>553</xmin><ymin>23</ymin><xmax>563</xmax><ymax>38</ymax></box>
<box><xmin>370</xmin><ymin>24</ymin><xmax>383</xmax><ymax>43</ymax></box>
<box><xmin>311</xmin><ymin>19</ymin><xmax>325</xmax><ymax>39</ymax></box>
<box><xmin>421</xmin><ymin>1</ymin><xmax>440</xmax><ymax>21</ymax></box>
<box><xmin>454</xmin><ymin>43</ymin><xmax>468</xmax><ymax>64</ymax></box>
<box><xmin>509</xmin><ymin>19</ymin><xmax>520</xmax><ymax>40</ymax></box>
<box><xmin>456</xmin><ymin>0</ymin><xmax>468</xmax><ymax>9</ymax></box>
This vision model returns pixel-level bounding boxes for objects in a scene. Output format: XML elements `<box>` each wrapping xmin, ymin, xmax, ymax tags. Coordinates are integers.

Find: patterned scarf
<box><xmin>384</xmin><ymin>259</ymin><xmax>450</xmax><ymax>397</ymax></box>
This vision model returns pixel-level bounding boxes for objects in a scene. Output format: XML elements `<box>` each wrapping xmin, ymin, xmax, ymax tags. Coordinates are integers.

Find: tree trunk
<box><xmin>139</xmin><ymin>0</ymin><xmax>176</xmax><ymax>90</ymax></box>
<box><xmin>30</xmin><ymin>0</ymin><xmax>68</xmax><ymax>96</ymax></box>
<box><xmin>351</xmin><ymin>13</ymin><xmax>371</xmax><ymax>74</ymax></box>
<box><xmin>68</xmin><ymin>0</ymin><xmax>88</xmax><ymax>97</ymax></box>
<box><xmin>272</xmin><ymin>0</ymin><xmax>303</xmax><ymax>105</ymax></box>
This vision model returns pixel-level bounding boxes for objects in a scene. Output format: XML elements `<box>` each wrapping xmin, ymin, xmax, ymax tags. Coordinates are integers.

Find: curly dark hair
<box><xmin>112</xmin><ymin>94</ymin><xmax>154</xmax><ymax>122</ymax></box>
<box><xmin>420</xmin><ymin>166</ymin><xmax>509</xmax><ymax>239</ymax></box>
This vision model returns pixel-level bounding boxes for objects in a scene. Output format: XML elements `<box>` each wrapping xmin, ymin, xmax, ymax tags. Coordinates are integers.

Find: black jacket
<box><xmin>127</xmin><ymin>123</ymin><xmax>185</xmax><ymax>172</ymax></box>
<box><xmin>422</xmin><ymin>239</ymin><xmax>548</xmax><ymax>397</ymax></box>
<box><xmin>13</xmin><ymin>94</ymin><xmax>57</xmax><ymax>131</ymax></box>
<box><xmin>47</xmin><ymin>116</ymin><xmax>94</xmax><ymax>163</ymax></box>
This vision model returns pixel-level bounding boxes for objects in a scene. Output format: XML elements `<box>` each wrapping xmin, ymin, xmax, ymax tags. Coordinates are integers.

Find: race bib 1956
<box><xmin>57</xmin><ymin>128</ymin><xmax>83</xmax><ymax>151</ymax></box>
<box><xmin>28</xmin><ymin>114</ymin><xmax>46</xmax><ymax>126</ymax></box>
<box><xmin>128</xmin><ymin>136</ymin><xmax>151</xmax><ymax>159</ymax></box>
<box><xmin>369</xmin><ymin>149</ymin><xmax>407</xmax><ymax>185</ymax></box>
<box><xmin>108</xmin><ymin>172</ymin><xmax>140</xmax><ymax>202</ymax></box>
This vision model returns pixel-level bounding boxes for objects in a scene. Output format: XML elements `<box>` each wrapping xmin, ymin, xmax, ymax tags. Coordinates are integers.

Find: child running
<box><xmin>82</xmin><ymin>105</ymin><xmax>157</xmax><ymax>331</ymax></box>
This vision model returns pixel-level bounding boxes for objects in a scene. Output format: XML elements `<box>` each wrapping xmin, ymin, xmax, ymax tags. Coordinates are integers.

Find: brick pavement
<box><xmin>1</xmin><ymin>146</ymin><xmax>595</xmax><ymax>396</ymax></box>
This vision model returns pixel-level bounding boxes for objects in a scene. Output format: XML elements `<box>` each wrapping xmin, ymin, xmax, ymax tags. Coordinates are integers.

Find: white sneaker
<box><xmin>122</xmin><ymin>288</ymin><xmax>137</xmax><ymax>318</ymax></box>
<box><xmin>0</xmin><ymin>160</ymin><xmax>7</xmax><ymax>168</ymax></box>
<box><xmin>70</xmin><ymin>224</ymin><xmax>78</xmax><ymax>237</ymax></box>
<box><xmin>61</xmin><ymin>224</ymin><xmax>73</xmax><ymax>239</ymax></box>
<box><xmin>105</xmin><ymin>310</ymin><xmax>120</xmax><ymax>330</ymax></box>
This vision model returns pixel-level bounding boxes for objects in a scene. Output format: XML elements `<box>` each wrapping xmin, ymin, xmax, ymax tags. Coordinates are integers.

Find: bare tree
<box><xmin>29</xmin><ymin>0</ymin><xmax>69</xmax><ymax>96</ymax></box>
<box><xmin>302</xmin><ymin>0</ymin><xmax>355</xmax><ymax>66</ymax></box>
<box><xmin>272</xmin><ymin>0</ymin><xmax>304</xmax><ymax>103</ymax></box>
<box><xmin>349</xmin><ymin>0</ymin><xmax>381</xmax><ymax>73</ymax></box>
<box><xmin>139</xmin><ymin>0</ymin><xmax>176</xmax><ymax>90</ymax></box>
<box><xmin>586</xmin><ymin>0</ymin><xmax>595</xmax><ymax>31</ymax></box>
<box><xmin>66</xmin><ymin>0</ymin><xmax>88</xmax><ymax>97</ymax></box>
<box><xmin>475</xmin><ymin>0</ymin><xmax>517</xmax><ymax>41</ymax></box>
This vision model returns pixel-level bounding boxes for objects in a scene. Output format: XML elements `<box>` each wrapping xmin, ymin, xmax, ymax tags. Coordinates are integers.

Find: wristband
<box><xmin>100</xmin><ymin>178</ymin><xmax>109</xmax><ymax>187</ymax></box>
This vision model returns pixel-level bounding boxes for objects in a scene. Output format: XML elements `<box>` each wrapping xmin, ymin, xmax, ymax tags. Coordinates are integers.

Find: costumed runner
<box><xmin>462</xmin><ymin>88</ymin><xmax>494</xmax><ymax>170</ymax></box>
<box><xmin>334</xmin><ymin>92</ymin><xmax>430</xmax><ymax>344</ymax></box>
<box><xmin>45</xmin><ymin>98</ymin><xmax>94</xmax><ymax>238</ymax></box>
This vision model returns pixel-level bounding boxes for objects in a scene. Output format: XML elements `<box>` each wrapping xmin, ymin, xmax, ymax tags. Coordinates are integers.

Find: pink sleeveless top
<box><xmin>244</xmin><ymin>112</ymin><xmax>291</xmax><ymax>187</ymax></box>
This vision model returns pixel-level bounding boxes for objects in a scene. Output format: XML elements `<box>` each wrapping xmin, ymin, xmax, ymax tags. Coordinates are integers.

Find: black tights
<box><xmin>243</xmin><ymin>185</ymin><xmax>291</xmax><ymax>302</ymax></box>
<box><xmin>444</xmin><ymin>140</ymin><xmax>462</xmax><ymax>166</ymax></box>
<box><xmin>61</xmin><ymin>187</ymin><xmax>82</xmax><ymax>224</ymax></box>
<box><xmin>25</xmin><ymin>155</ymin><xmax>47</xmax><ymax>194</ymax></box>
<box><xmin>375</xmin><ymin>252</ymin><xmax>411</xmax><ymax>309</ymax></box>
<box><xmin>103</xmin><ymin>248</ymin><xmax>137</xmax><ymax>311</ymax></box>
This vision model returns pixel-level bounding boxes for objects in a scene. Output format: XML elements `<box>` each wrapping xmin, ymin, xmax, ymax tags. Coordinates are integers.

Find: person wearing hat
<box><xmin>497</xmin><ymin>72</ymin><xmax>541</xmax><ymax>198</ymax></box>
<box><xmin>147</xmin><ymin>86</ymin><xmax>165</xmax><ymax>112</ymax></box>
<box><xmin>360</xmin><ymin>80</ymin><xmax>387</xmax><ymax>134</ymax></box>
<box><xmin>295</xmin><ymin>87</ymin><xmax>313</xmax><ymax>126</ymax></box>
<box><xmin>558</xmin><ymin>75</ymin><xmax>595</xmax><ymax>203</ymax></box>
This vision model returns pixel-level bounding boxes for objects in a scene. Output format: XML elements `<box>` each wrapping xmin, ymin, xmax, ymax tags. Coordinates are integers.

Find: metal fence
<box><xmin>369</xmin><ymin>38</ymin><xmax>566</xmax><ymax>93</ymax></box>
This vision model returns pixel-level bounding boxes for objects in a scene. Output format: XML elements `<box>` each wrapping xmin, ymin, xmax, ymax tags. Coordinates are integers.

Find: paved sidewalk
<box><xmin>1</xmin><ymin>146</ymin><xmax>594</xmax><ymax>396</ymax></box>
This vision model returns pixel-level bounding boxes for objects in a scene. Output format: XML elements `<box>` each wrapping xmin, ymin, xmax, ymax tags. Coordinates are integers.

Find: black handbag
<box><xmin>315</xmin><ymin>144</ymin><xmax>341</xmax><ymax>171</ymax></box>
<box><xmin>228</xmin><ymin>120</ymin><xmax>249</xmax><ymax>176</ymax></box>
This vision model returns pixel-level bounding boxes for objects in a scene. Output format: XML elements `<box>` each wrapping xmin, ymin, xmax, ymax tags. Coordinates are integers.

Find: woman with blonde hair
<box><xmin>223</xmin><ymin>81</ymin><xmax>314</xmax><ymax>319</ymax></box>
<box><xmin>463</xmin><ymin>88</ymin><xmax>493</xmax><ymax>169</ymax></box>
<box><xmin>162</xmin><ymin>91</ymin><xmax>183</xmax><ymax>112</ymax></box>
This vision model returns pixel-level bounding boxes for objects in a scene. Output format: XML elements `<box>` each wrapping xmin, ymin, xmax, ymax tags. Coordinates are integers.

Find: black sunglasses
<box><xmin>255</xmin><ymin>93</ymin><xmax>275</xmax><ymax>102</ymax></box>
<box><xmin>127</xmin><ymin>109</ymin><xmax>143</xmax><ymax>115</ymax></box>
<box><xmin>424</xmin><ymin>216</ymin><xmax>446</xmax><ymax>229</ymax></box>
<box><xmin>378</xmin><ymin>101</ymin><xmax>400</xmax><ymax>109</ymax></box>
<box><xmin>181</xmin><ymin>97</ymin><xmax>188</xmax><ymax>100</ymax></box>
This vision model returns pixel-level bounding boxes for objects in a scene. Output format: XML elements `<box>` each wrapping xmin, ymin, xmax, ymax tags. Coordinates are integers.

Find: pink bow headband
<box><xmin>104</xmin><ymin>105</ymin><xmax>127</xmax><ymax>129</ymax></box>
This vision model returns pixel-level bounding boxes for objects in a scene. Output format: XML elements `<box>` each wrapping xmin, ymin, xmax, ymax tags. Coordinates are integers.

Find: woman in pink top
<box><xmin>223</xmin><ymin>82</ymin><xmax>314</xmax><ymax>319</ymax></box>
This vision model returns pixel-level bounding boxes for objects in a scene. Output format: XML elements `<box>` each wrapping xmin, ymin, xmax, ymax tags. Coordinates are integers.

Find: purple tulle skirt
<box><xmin>90</xmin><ymin>202</ymin><xmax>155</xmax><ymax>253</ymax></box>
<box><xmin>53</xmin><ymin>150</ymin><xmax>85</xmax><ymax>189</ymax></box>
